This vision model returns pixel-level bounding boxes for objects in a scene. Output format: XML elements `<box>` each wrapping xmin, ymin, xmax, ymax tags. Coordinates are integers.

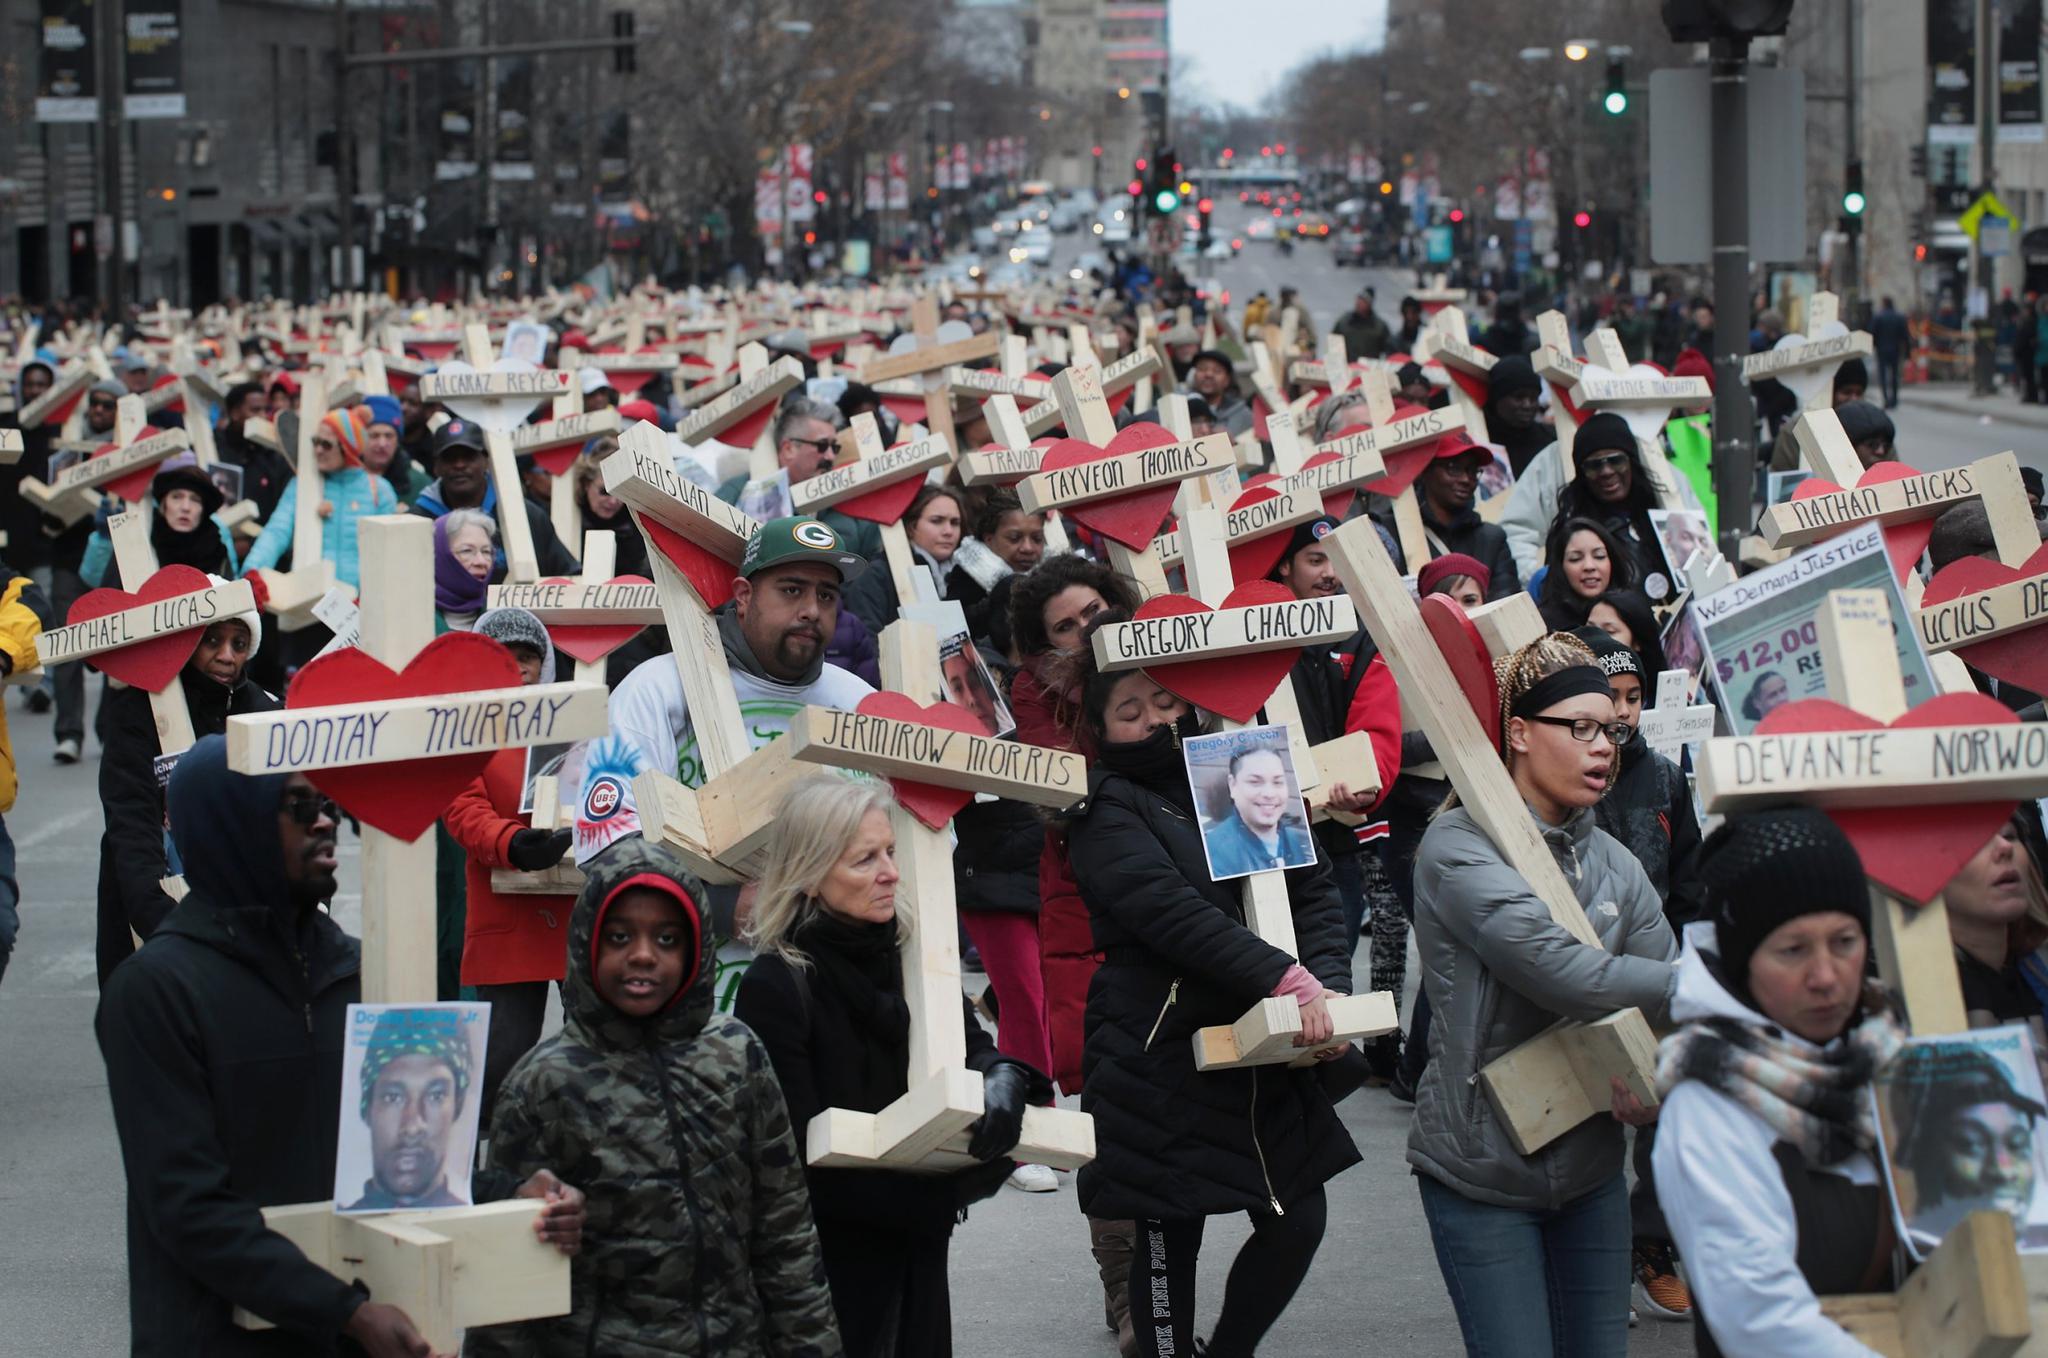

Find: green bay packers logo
<box><xmin>793</xmin><ymin>520</ymin><xmax>838</xmax><ymax>550</ymax></box>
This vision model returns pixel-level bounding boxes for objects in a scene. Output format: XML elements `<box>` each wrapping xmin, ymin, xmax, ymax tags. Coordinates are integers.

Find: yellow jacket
<box><xmin>0</xmin><ymin>570</ymin><xmax>48</xmax><ymax>813</ymax></box>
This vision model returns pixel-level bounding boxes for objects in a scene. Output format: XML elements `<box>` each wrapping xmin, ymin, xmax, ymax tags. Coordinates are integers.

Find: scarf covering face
<box><xmin>1656</xmin><ymin>1004</ymin><xmax>1905</xmax><ymax>1167</ymax></box>
<box><xmin>432</xmin><ymin>515</ymin><xmax>490</xmax><ymax>614</ymax></box>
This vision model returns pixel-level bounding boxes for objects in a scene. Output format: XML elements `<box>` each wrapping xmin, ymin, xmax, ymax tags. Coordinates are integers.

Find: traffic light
<box><xmin>1150</xmin><ymin>145</ymin><xmax>1181</xmax><ymax>215</ymax></box>
<box><xmin>1603</xmin><ymin>60</ymin><xmax>1628</xmax><ymax>115</ymax></box>
<box><xmin>1842</xmin><ymin>160</ymin><xmax>1865</xmax><ymax>217</ymax></box>
<box><xmin>1197</xmin><ymin>196</ymin><xmax>1214</xmax><ymax>249</ymax></box>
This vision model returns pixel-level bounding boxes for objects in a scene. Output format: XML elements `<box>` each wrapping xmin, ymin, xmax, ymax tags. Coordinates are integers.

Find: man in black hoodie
<box><xmin>1480</xmin><ymin>354</ymin><xmax>1553</xmax><ymax>477</ymax></box>
<box><xmin>96</xmin><ymin>736</ymin><xmax>587</xmax><ymax>1357</ymax></box>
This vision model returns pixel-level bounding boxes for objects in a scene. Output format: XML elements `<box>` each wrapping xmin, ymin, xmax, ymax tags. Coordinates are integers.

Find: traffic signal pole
<box><xmin>1709</xmin><ymin>35</ymin><xmax>1755</xmax><ymax>564</ymax></box>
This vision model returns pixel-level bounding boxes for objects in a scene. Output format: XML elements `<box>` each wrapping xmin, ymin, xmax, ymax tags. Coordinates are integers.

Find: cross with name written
<box><xmin>1092</xmin><ymin>500</ymin><xmax>1397</xmax><ymax>1068</ymax></box>
<box><xmin>796</xmin><ymin>412</ymin><xmax>952</xmax><ymax>608</ymax></box>
<box><xmin>1740</xmin><ymin>291</ymin><xmax>1875</xmax><ymax>413</ymax></box>
<box><xmin>222</xmin><ymin>514</ymin><xmax>609</xmax><ymax>1351</ymax></box>
<box><xmin>1324</xmin><ymin>513</ymin><xmax>1663</xmax><ymax>1154</ymax></box>
<box><xmin>785</xmin><ymin>617</ymin><xmax>1097</xmax><ymax>1172</ymax></box>
<box><xmin>511</xmin><ymin>356</ymin><xmax>623</xmax><ymax>548</ymax></box>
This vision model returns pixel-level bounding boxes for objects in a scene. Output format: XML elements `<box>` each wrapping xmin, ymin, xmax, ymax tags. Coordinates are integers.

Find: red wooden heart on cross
<box><xmin>92</xmin><ymin>427</ymin><xmax>171</xmax><ymax>503</ymax></box>
<box><xmin>1420</xmin><ymin>594</ymin><xmax>1502</xmax><ymax>752</ymax></box>
<box><xmin>151</xmin><ymin>372</ymin><xmax>185</xmax><ymax>414</ymax></box>
<box><xmin>1131</xmin><ymin>581</ymin><xmax>1304</xmax><ymax>723</ymax></box>
<box><xmin>1756</xmin><ymin>693</ymin><xmax>2024</xmax><ymax>905</ymax></box>
<box><xmin>67</xmin><ymin>563</ymin><xmax>216</xmax><ymax>693</ymax></box>
<box><xmin>595</xmin><ymin>347</ymin><xmax>664</xmax><ymax>396</ymax></box>
<box><xmin>536</xmin><ymin>574</ymin><xmax>656</xmax><ymax>663</ymax></box>
<box><xmin>1921</xmin><ymin>542</ymin><xmax>2048</xmax><ymax>697</ymax></box>
<box><xmin>1789</xmin><ymin>462</ymin><xmax>1933</xmax><ymax>582</ymax></box>
<box><xmin>287</xmin><ymin>631</ymin><xmax>525</xmax><ymax>840</ymax></box>
<box><xmin>880</xmin><ymin>392</ymin><xmax>930</xmax><ymax>429</ymax></box>
<box><xmin>1445</xmin><ymin>366</ymin><xmax>1490</xmax><ymax>408</ymax></box>
<box><xmin>1224</xmin><ymin>486</ymin><xmax>1301</xmax><ymax>584</ymax></box>
<box><xmin>639</xmin><ymin>518</ymin><xmax>737</xmax><ymax>608</ymax></box>
<box><xmin>833</xmin><ymin>444</ymin><xmax>929</xmax><ymax>525</ymax></box>
<box><xmin>409</xmin><ymin>340</ymin><xmax>460</xmax><ymax>363</ymax></box>
<box><xmin>855</xmin><ymin>692</ymin><xmax>988</xmax><ymax>830</ymax></box>
<box><xmin>1039</xmin><ymin>424</ymin><xmax>1185</xmax><ymax>550</ymax></box>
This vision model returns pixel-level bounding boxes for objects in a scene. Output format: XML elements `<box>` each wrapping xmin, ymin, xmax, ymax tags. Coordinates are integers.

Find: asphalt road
<box><xmin>1</xmin><ymin>216</ymin><xmax>2040</xmax><ymax>1352</ymax></box>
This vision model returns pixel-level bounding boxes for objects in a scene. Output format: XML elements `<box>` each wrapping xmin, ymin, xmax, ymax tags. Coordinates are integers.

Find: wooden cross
<box><xmin>1324</xmin><ymin>514</ymin><xmax>1662</xmax><ymax>1153</ymax></box>
<box><xmin>957</xmin><ymin>393</ymin><xmax>1074</xmax><ymax>556</ymax></box>
<box><xmin>415</xmin><ymin>324</ymin><xmax>576</xmax><ymax>583</ymax></box>
<box><xmin>1568</xmin><ymin>328</ymin><xmax>1708</xmax><ymax>521</ymax></box>
<box><xmin>1015</xmin><ymin>365</ymin><xmax>1235</xmax><ymax>598</ymax></box>
<box><xmin>250</xmin><ymin>373</ymin><xmax>339</xmax><ymax>628</ymax></box>
<box><xmin>677</xmin><ymin>342</ymin><xmax>803</xmax><ymax>481</ymax></box>
<box><xmin>486</xmin><ymin>530</ymin><xmax>659</xmax><ymax>686</ymax></box>
<box><xmin>786</xmin><ymin>618</ymin><xmax>1096</xmax><ymax>1172</ymax></box>
<box><xmin>220</xmin><ymin>514</ymin><xmax>608</xmax><ymax>1350</ymax></box>
<box><xmin>795</xmin><ymin>413</ymin><xmax>951</xmax><ymax>608</ymax></box>
<box><xmin>1090</xmin><ymin>500</ymin><xmax>1395</xmax><ymax>1068</ymax></box>
<box><xmin>509</xmin><ymin>362</ymin><xmax>622</xmax><ymax>549</ymax></box>
<box><xmin>1761</xmin><ymin>409</ymin><xmax>2037</xmax><ymax>570</ymax></box>
<box><xmin>1693</xmin><ymin>587</ymin><xmax>2048</xmax><ymax>1354</ymax></box>
<box><xmin>1740</xmin><ymin>291</ymin><xmax>1875</xmax><ymax>413</ymax></box>
<box><xmin>44</xmin><ymin>394</ymin><xmax>195</xmax><ymax>498</ymax></box>
<box><xmin>1637</xmin><ymin>669</ymin><xmax>1717</xmax><ymax>766</ymax></box>
<box><xmin>15</xmin><ymin>359</ymin><xmax>94</xmax><ymax>432</ymax></box>
<box><xmin>858</xmin><ymin>298</ymin><xmax>1000</xmax><ymax>456</ymax></box>
<box><xmin>1011</xmin><ymin>343</ymin><xmax>1162</xmax><ymax>439</ymax></box>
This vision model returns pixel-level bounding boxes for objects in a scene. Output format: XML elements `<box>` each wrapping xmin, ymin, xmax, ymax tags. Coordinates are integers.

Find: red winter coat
<box><xmin>445</xmin><ymin>748</ymin><xmax>573</xmax><ymax>987</ymax></box>
<box><xmin>1010</xmin><ymin>663</ymin><xmax>1095</xmax><ymax>1096</ymax></box>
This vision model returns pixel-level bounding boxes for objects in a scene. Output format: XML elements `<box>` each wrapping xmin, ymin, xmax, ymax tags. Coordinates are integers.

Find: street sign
<box><xmin>1959</xmin><ymin>190</ymin><xmax>2018</xmax><ymax>241</ymax></box>
<box><xmin>1648</xmin><ymin>66</ymin><xmax>1807</xmax><ymax>265</ymax></box>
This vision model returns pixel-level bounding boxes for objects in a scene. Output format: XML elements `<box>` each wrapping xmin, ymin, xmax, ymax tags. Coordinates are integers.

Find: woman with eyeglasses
<box><xmin>1409</xmin><ymin>632</ymin><xmax>1679</xmax><ymax>1358</ymax></box>
<box><xmin>239</xmin><ymin>405</ymin><xmax>398</xmax><ymax>605</ymax></box>
<box><xmin>1546</xmin><ymin>414</ymin><xmax>1677</xmax><ymax>602</ymax></box>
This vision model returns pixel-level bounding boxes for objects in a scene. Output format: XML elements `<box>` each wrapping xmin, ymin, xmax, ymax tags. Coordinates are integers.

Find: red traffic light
<box><xmin>1448</xmin><ymin>208</ymin><xmax>1464</xmax><ymax>223</ymax></box>
<box><xmin>812</xmin><ymin>190</ymin><xmax>827</xmax><ymax>204</ymax></box>
<box><xmin>1274</xmin><ymin>142</ymin><xmax>1286</xmax><ymax>154</ymax></box>
<box><xmin>1260</xmin><ymin>144</ymin><xmax>1272</xmax><ymax>156</ymax></box>
<box><xmin>1221</xmin><ymin>147</ymin><xmax>1234</xmax><ymax>159</ymax></box>
<box><xmin>1091</xmin><ymin>145</ymin><xmax>1103</xmax><ymax>157</ymax></box>
<box><xmin>1134</xmin><ymin>157</ymin><xmax>1148</xmax><ymax>172</ymax></box>
<box><xmin>1197</xmin><ymin>198</ymin><xmax>1213</xmax><ymax>214</ymax></box>
<box><xmin>1573</xmin><ymin>210</ymin><xmax>1592</xmax><ymax>228</ymax></box>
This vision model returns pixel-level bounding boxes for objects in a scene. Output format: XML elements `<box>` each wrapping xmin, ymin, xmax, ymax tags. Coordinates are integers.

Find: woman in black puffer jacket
<box><xmin>1063</xmin><ymin>612</ymin><xmax>1360</xmax><ymax>1358</ymax></box>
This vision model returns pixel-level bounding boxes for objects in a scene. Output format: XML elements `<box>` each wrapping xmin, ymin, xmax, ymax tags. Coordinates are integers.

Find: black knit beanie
<box><xmin>1488</xmin><ymin>354</ymin><xmax>1541</xmax><ymax>398</ymax></box>
<box><xmin>1700</xmin><ymin>807</ymin><xmax>1871</xmax><ymax>1006</ymax></box>
<box><xmin>1269</xmin><ymin>515</ymin><xmax>1342</xmax><ymax>581</ymax></box>
<box><xmin>1572</xmin><ymin>412</ymin><xmax>1636</xmax><ymax>469</ymax></box>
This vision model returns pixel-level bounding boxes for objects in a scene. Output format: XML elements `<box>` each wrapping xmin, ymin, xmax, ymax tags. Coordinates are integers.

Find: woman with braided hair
<box><xmin>1408</xmin><ymin>631</ymin><xmax>1679</xmax><ymax>1358</ymax></box>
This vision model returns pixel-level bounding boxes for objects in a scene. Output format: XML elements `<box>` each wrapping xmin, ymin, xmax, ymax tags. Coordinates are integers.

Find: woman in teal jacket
<box><xmin>238</xmin><ymin>405</ymin><xmax>397</xmax><ymax>591</ymax></box>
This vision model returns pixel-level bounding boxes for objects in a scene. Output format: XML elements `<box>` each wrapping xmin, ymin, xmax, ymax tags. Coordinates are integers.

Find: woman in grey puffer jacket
<box><xmin>1408</xmin><ymin>633</ymin><xmax>1679</xmax><ymax>1358</ymax></box>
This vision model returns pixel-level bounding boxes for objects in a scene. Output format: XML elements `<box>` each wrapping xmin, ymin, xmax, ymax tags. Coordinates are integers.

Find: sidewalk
<box><xmin>1899</xmin><ymin>383</ymin><xmax>2048</xmax><ymax>430</ymax></box>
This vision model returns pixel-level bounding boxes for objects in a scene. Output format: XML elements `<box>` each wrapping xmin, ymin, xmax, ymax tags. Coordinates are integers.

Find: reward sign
<box><xmin>486</xmin><ymin>579</ymin><xmax>662</xmax><ymax>625</ymax></box>
<box><xmin>790</xmin><ymin>435</ymin><xmax>953</xmax><ymax>514</ymax></box>
<box><xmin>1698</xmin><ymin>722</ymin><xmax>2048</xmax><ymax>811</ymax></box>
<box><xmin>417</xmin><ymin>369</ymin><xmax>572</xmax><ymax>400</ymax></box>
<box><xmin>786</xmin><ymin>705</ymin><xmax>1087</xmax><ymax>807</ymax></box>
<box><xmin>228</xmin><ymin>683</ymin><xmax>608</xmax><ymax>772</ymax></box>
<box><xmin>1017</xmin><ymin>434</ymin><xmax>1233</xmax><ymax>514</ymax></box>
<box><xmin>1090</xmin><ymin>595</ymin><xmax>1355</xmax><ymax>669</ymax></box>
<box><xmin>38</xmin><ymin>578</ymin><xmax>255</xmax><ymax>666</ymax></box>
<box><xmin>53</xmin><ymin>429</ymin><xmax>191</xmax><ymax>494</ymax></box>
<box><xmin>1761</xmin><ymin>463</ymin><xmax>1994</xmax><ymax>547</ymax></box>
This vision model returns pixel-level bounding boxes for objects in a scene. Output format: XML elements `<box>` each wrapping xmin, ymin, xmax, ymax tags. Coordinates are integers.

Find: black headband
<box><xmin>1510</xmin><ymin>665</ymin><xmax>1615</xmax><ymax>718</ymax></box>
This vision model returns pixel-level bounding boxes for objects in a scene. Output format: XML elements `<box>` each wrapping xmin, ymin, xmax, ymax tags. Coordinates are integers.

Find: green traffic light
<box><xmin>1843</xmin><ymin>190</ymin><xmax>1866</xmax><ymax>215</ymax></box>
<box><xmin>1154</xmin><ymin>189</ymin><xmax>1181</xmax><ymax>214</ymax></box>
<box><xmin>1604</xmin><ymin>90</ymin><xmax>1628</xmax><ymax>115</ymax></box>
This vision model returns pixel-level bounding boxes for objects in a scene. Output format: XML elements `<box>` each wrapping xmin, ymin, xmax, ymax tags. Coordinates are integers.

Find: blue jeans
<box><xmin>0</xmin><ymin>813</ymin><xmax>18</xmax><ymax>984</ymax></box>
<box><xmin>1417</xmin><ymin>1173</ymin><xmax>1632</xmax><ymax>1358</ymax></box>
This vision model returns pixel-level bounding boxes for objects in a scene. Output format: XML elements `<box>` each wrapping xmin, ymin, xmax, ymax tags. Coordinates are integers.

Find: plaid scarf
<box><xmin>1656</xmin><ymin>1009</ymin><xmax>1904</xmax><ymax>1167</ymax></box>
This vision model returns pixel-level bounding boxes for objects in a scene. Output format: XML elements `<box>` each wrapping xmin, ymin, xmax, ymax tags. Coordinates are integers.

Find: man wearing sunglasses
<box><xmin>713</xmin><ymin>395</ymin><xmax>881</xmax><ymax>560</ymax></box>
<box><xmin>97</xmin><ymin>737</ymin><xmax>588</xmax><ymax>1358</ymax></box>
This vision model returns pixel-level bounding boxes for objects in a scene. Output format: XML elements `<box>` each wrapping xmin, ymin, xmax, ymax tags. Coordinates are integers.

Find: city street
<box><xmin>1</xmin><ymin>228</ymin><xmax>2039</xmax><ymax>1351</ymax></box>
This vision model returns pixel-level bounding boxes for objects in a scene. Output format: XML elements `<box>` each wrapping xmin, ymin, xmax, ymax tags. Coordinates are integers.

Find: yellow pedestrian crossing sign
<box><xmin>1959</xmin><ymin>191</ymin><xmax>2017</xmax><ymax>241</ymax></box>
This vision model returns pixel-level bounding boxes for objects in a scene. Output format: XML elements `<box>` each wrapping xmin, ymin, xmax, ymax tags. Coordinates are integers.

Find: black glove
<box><xmin>507</xmin><ymin>827</ymin><xmax>573</xmax><ymax>872</ymax></box>
<box><xmin>967</xmin><ymin>1062</ymin><xmax>1029</xmax><ymax>1163</ymax></box>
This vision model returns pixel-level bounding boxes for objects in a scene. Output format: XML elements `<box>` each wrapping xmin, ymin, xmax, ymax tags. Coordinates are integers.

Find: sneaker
<box><xmin>1005</xmin><ymin>1163</ymin><xmax>1059</xmax><ymax>1193</ymax></box>
<box><xmin>1387</xmin><ymin>1065</ymin><xmax>1418</xmax><ymax>1104</ymax></box>
<box><xmin>1632</xmin><ymin>1241</ymin><xmax>1692</xmax><ymax>1320</ymax></box>
<box><xmin>25</xmin><ymin>688</ymin><xmax>51</xmax><ymax>714</ymax></box>
<box><xmin>53</xmin><ymin>737</ymin><xmax>80</xmax><ymax>764</ymax></box>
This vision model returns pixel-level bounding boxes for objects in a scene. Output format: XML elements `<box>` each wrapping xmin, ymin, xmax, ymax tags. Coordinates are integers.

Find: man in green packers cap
<box><xmin>572</xmin><ymin>514</ymin><xmax>877</xmax><ymax>864</ymax></box>
<box><xmin>347</xmin><ymin>1007</ymin><xmax>478</xmax><ymax>1210</ymax></box>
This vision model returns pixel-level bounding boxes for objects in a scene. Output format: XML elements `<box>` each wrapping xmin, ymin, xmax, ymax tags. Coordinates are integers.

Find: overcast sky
<box><xmin>1170</xmin><ymin>0</ymin><xmax>1387</xmax><ymax>111</ymax></box>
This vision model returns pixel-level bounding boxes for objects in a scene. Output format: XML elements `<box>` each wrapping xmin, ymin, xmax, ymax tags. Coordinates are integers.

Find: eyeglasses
<box><xmin>1524</xmin><ymin>715</ymin><xmax>1631</xmax><ymax>746</ymax></box>
<box><xmin>1580</xmin><ymin>453</ymin><xmax>1631</xmax><ymax>474</ymax></box>
<box><xmin>88</xmin><ymin>397</ymin><xmax>119</xmax><ymax>409</ymax></box>
<box><xmin>311</xmin><ymin>436</ymin><xmax>339</xmax><ymax>452</ymax></box>
<box><xmin>784</xmin><ymin>436</ymin><xmax>837</xmax><ymax>455</ymax></box>
<box><xmin>280</xmin><ymin>790</ymin><xmax>341</xmax><ymax>827</ymax></box>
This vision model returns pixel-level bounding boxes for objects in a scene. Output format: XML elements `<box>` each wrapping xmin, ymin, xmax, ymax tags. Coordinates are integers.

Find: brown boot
<box><xmin>1090</xmin><ymin>1216</ymin><xmax>1138</xmax><ymax>1358</ymax></box>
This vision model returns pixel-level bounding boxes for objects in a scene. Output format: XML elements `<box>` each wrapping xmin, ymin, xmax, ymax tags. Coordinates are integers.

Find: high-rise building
<box><xmin>1033</xmin><ymin>0</ymin><xmax>1169</xmax><ymax>191</ymax></box>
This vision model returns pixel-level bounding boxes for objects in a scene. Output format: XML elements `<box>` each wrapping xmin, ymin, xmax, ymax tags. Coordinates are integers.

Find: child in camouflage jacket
<box><xmin>467</xmin><ymin>837</ymin><xmax>844</xmax><ymax>1357</ymax></box>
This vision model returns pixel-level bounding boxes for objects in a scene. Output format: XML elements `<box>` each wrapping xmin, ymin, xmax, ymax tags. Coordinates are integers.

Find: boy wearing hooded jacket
<box><xmin>469</xmin><ymin>837</ymin><xmax>843</xmax><ymax>1358</ymax></box>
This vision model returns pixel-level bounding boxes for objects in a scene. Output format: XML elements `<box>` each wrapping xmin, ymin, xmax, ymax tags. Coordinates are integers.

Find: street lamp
<box><xmin>1563</xmin><ymin>39</ymin><xmax>1593</xmax><ymax>61</ymax></box>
